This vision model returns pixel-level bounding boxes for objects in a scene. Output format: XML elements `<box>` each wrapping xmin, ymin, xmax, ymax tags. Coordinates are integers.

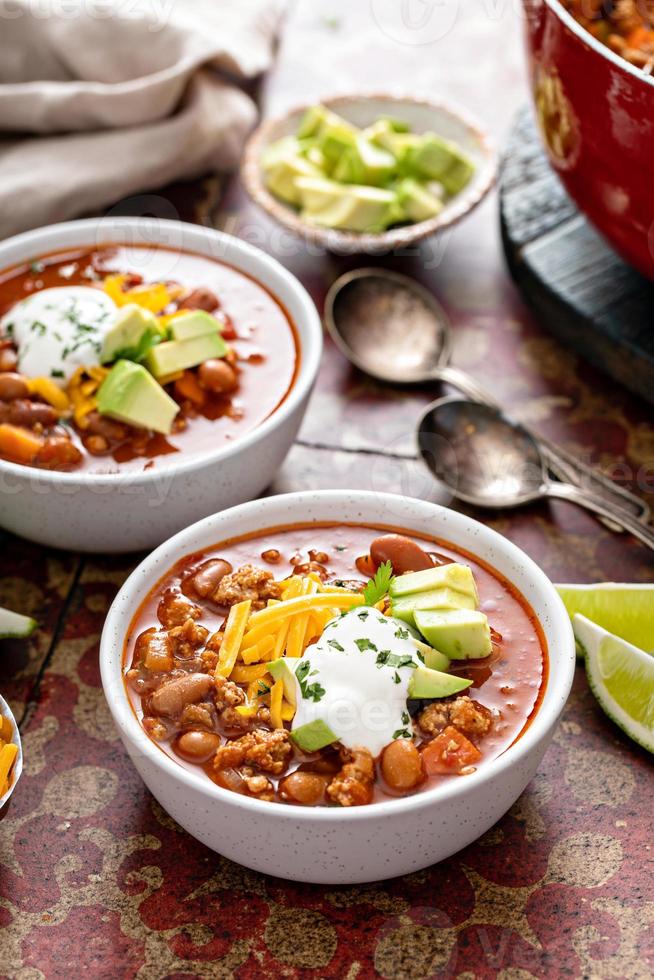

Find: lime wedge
<box><xmin>0</xmin><ymin>606</ymin><xmax>37</xmax><ymax>640</ymax></box>
<box><xmin>574</xmin><ymin>614</ymin><xmax>654</xmax><ymax>754</ymax></box>
<box><xmin>557</xmin><ymin>583</ymin><xmax>654</xmax><ymax>653</ymax></box>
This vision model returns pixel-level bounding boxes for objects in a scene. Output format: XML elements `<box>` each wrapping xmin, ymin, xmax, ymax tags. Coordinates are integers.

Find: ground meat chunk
<box><xmin>212</xmin><ymin>729</ymin><xmax>292</xmax><ymax>775</ymax></box>
<box><xmin>168</xmin><ymin>618</ymin><xmax>209</xmax><ymax>659</ymax></box>
<box><xmin>214</xmin><ymin>675</ymin><xmax>250</xmax><ymax>729</ymax></box>
<box><xmin>241</xmin><ymin>767</ymin><xmax>275</xmax><ymax>801</ymax></box>
<box><xmin>326</xmin><ymin>747</ymin><xmax>375</xmax><ymax>807</ymax></box>
<box><xmin>180</xmin><ymin>702</ymin><xmax>214</xmax><ymax>730</ymax></box>
<box><xmin>418</xmin><ymin>696</ymin><xmax>493</xmax><ymax>739</ymax></box>
<box><xmin>212</xmin><ymin>564</ymin><xmax>281</xmax><ymax>611</ymax></box>
<box><xmin>158</xmin><ymin>591</ymin><xmax>201</xmax><ymax>629</ymax></box>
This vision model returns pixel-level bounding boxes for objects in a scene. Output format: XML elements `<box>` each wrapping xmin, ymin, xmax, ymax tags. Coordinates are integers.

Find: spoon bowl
<box><xmin>418</xmin><ymin>397</ymin><xmax>547</xmax><ymax>508</ymax></box>
<box><xmin>324</xmin><ymin>268</ymin><xmax>450</xmax><ymax>384</ymax></box>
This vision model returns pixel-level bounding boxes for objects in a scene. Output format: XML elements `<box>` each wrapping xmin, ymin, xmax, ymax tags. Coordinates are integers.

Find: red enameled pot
<box><xmin>523</xmin><ymin>0</ymin><xmax>654</xmax><ymax>279</ymax></box>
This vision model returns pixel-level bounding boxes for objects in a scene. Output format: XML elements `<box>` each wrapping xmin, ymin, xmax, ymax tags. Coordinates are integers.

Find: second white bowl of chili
<box><xmin>0</xmin><ymin>218</ymin><xmax>322</xmax><ymax>551</ymax></box>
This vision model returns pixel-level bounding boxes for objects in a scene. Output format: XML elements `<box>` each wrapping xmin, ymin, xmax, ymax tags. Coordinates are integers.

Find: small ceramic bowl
<box><xmin>0</xmin><ymin>694</ymin><xmax>23</xmax><ymax>812</ymax></box>
<box><xmin>0</xmin><ymin>218</ymin><xmax>322</xmax><ymax>553</ymax></box>
<box><xmin>523</xmin><ymin>0</ymin><xmax>654</xmax><ymax>279</ymax></box>
<box><xmin>100</xmin><ymin>490</ymin><xmax>575</xmax><ymax>884</ymax></box>
<box><xmin>242</xmin><ymin>94</ymin><xmax>497</xmax><ymax>255</ymax></box>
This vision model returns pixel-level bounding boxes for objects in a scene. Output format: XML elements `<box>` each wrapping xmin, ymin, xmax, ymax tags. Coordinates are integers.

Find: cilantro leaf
<box><xmin>392</xmin><ymin>729</ymin><xmax>412</xmax><ymax>740</ymax></box>
<box><xmin>355</xmin><ymin>637</ymin><xmax>378</xmax><ymax>653</ymax></box>
<box><xmin>327</xmin><ymin>639</ymin><xmax>344</xmax><ymax>652</ymax></box>
<box><xmin>295</xmin><ymin>660</ymin><xmax>325</xmax><ymax>703</ymax></box>
<box><xmin>257</xmin><ymin>681</ymin><xmax>271</xmax><ymax>697</ymax></box>
<box><xmin>362</xmin><ymin>560</ymin><xmax>395</xmax><ymax>606</ymax></box>
<box><xmin>111</xmin><ymin>327</ymin><xmax>164</xmax><ymax>365</ymax></box>
<box><xmin>375</xmin><ymin>651</ymin><xmax>417</xmax><ymax>670</ymax></box>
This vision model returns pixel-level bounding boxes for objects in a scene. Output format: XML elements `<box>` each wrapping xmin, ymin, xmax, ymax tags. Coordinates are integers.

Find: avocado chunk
<box><xmin>262</xmin><ymin>136</ymin><xmax>322</xmax><ymax>205</ymax></box>
<box><xmin>170</xmin><ymin>311</ymin><xmax>223</xmax><ymax>342</ymax></box>
<box><xmin>412</xmin><ymin>639</ymin><xmax>450</xmax><ymax>672</ymax></box>
<box><xmin>391</xmin><ymin>586</ymin><xmax>475</xmax><ymax>625</ymax></box>
<box><xmin>408</xmin><ymin>664</ymin><xmax>472</xmax><ymax>698</ymax></box>
<box><xmin>145</xmin><ymin>331</ymin><xmax>228</xmax><ymax>379</ymax></box>
<box><xmin>297</xmin><ymin>105</ymin><xmax>357</xmax><ymax>141</ymax></box>
<box><xmin>291</xmin><ymin>718</ymin><xmax>338</xmax><ymax>752</ymax></box>
<box><xmin>0</xmin><ymin>605</ymin><xmax>37</xmax><ymax>640</ymax></box>
<box><xmin>295</xmin><ymin>177</ymin><xmax>397</xmax><ymax>233</ymax></box>
<box><xmin>396</xmin><ymin>177</ymin><xmax>443</xmax><ymax>223</ymax></box>
<box><xmin>268</xmin><ymin>658</ymin><xmax>299</xmax><ymax>707</ymax></box>
<box><xmin>407</xmin><ymin>133</ymin><xmax>475</xmax><ymax>194</ymax></box>
<box><xmin>332</xmin><ymin>136</ymin><xmax>396</xmax><ymax>187</ymax></box>
<box><xmin>414</xmin><ymin>609</ymin><xmax>492</xmax><ymax>660</ymax></box>
<box><xmin>390</xmin><ymin>564</ymin><xmax>479</xmax><ymax>602</ymax></box>
<box><xmin>101</xmin><ymin>304</ymin><xmax>164</xmax><ymax>365</ymax></box>
<box><xmin>97</xmin><ymin>360</ymin><xmax>178</xmax><ymax>434</ymax></box>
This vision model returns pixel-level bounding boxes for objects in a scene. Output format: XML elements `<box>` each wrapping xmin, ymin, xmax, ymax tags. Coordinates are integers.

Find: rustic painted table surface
<box><xmin>1</xmin><ymin>2</ymin><xmax>653</xmax><ymax>977</ymax></box>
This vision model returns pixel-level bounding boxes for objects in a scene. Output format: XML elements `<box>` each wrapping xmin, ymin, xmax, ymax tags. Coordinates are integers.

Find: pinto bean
<box><xmin>279</xmin><ymin>771</ymin><xmax>328</xmax><ymax>805</ymax></box>
<box><xmin>181</xmin><ymin>287</ymin><xmax>219</xmax><ymax>312</ymax></box>
<box><xmin>184</xmin><ymin>559</ymin><xmax>232</xmax><ymax>599</ymax></box>
<box><xmin>198</xmin><ymin>359</ymin><xmax>237</xmax><ymax>395</ymax></box>
<box><xmin>85</xmin><ymin>410</ymin><xmax>129</xmax><ymax>442</ymax></box>
<box><xmin>0</xmin><ymin>373</ymin><xmax>29</xmax><ymax>401</ymax></box>
<box><xmin>8</xmin><ymin>399</ymin><xmax>58</xmax><ymax>428</ymax></box>
<box><xmin>0</xmin><ymin>349</ymin><xmax>18</xmax><ymax>373</ymax></box>
<box><xmin>381</xmin><ymin>739</ymin><xmax>425</xmax><ymax>792</ymax></box>
<box><xmin>150</xmin><ymin>672</ymin><xmax>215</xmax><ymax>718</ymax></box>
<box><xmin>175</xmin><ymin>730</ymin><xmax>221</xmax><ymax>762</ymax></box>
<box><xmin>370</xmin><ymin>534</ymin><xmax>434</xmax><ymax>575</ymax></box>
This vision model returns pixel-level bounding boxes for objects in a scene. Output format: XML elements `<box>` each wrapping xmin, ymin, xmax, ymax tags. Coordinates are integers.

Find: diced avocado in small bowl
<box><xmin>243</xmin><ymin>95</ymin><xmax>496</xmax><ymax>254</ymax></box>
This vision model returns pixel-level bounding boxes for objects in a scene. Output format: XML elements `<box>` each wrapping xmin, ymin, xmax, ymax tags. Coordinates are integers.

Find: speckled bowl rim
<box><xmin>0</xmin><ymin>217</ymin><xmax>322</xmax><ymax>485</ymax></box>
<box><xmin>241</xmin><ymin>93</ymin><xmax>497</xmax><ymax>254</ymax></box>
<box><xmin>100</xmin><ymin>490</ymin><xmax>576</xmax><ymax>822</ymax></box>
<box><xmin>547</xmin><ymin>0</ymin><xmax>654</xmax><ymax>88</ymax></box>
<box><xmin>0</xmin><ymin>693</ymin><xmax>23</xmax><ymax>809</ymax></box>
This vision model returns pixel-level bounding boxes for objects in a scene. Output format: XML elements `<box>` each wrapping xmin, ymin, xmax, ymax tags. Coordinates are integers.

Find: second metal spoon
<box><xmin>417</xmin><ymin>397</ymin><xmax>654</xmax><ymax>551</ymax></box>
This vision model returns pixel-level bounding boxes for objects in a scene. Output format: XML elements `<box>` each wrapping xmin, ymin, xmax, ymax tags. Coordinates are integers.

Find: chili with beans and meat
<box><xmin>124</xmin><ymin>523</ymin><xmax>547</xmax><ymax>807</ymax></box>
<box><xmin>564</xmin><ymin>0</ymin><xmax>654</xmax><ymax>70</ymax></box>
<box><xmin>0</xmin><ymin>244</ymin><xmax>298</xmax><ymax>473</ymax></box>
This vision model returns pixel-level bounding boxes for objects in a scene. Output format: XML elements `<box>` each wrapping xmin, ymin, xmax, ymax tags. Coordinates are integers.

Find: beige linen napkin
<box><xmin>0</xmin><ymin>0</ymin><xmax>286</xmax><ymax>237</ymax></box>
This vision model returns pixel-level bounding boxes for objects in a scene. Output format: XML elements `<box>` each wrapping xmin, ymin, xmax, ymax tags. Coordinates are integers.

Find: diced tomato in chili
<box><xmin>421</xmin><ymin>726</ymin><xmax>482</xmax><ymax>775</ymax></box>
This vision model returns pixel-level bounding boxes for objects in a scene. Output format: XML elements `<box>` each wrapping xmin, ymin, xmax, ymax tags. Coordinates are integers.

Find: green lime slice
<box><xmin>557</xmin><ymin>583</ymin><xmax>654</xmax><ymax>653</ymax></box>
<box><xmin>0</xmin><ymin>606</ymin><xmax>37</xmax><ymax>640</ymax></box>
<box><xmin>574</xmin><ymin>614</ymin><xmax>654</xmax><ymax>754</ymax></box>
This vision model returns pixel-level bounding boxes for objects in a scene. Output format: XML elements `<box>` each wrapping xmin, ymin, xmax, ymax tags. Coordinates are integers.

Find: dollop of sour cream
<box><xmin>1</xmin><ymin>286</ymin><xmax>117</xmax><ymax>386</ymax></box>
<box><xmin>291</xmin><ymin>607</ymin><xmax>422</xmax><ymax>757</ymax></box>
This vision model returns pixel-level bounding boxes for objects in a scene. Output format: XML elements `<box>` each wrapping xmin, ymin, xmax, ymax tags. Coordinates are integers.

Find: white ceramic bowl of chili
<box><xmin>100</xmin><ymin>490</ymin><xmax>576</xmax><ymax>884</ymax></box>
<box><xmin>0</xmin><ymin>218</ymin><xmax>322</xmax><ymax>552</ymax></box>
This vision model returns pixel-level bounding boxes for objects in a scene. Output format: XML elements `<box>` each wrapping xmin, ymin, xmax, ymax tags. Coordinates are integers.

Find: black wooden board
<box><xmin>500</xmin><ymin>107</ymin><xmax>654</xmax><ymax>406</ymax></box>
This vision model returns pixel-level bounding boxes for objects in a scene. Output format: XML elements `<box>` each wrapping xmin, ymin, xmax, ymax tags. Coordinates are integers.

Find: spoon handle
<box><xmin>433</xmin><ymin>365</ymin><xmax>649</xmax><ymax>525</ymax></box>
<box><xmin>547</xmin><ymin>482</ymin><xmax>654</xmax><ymax>551</ymax></box>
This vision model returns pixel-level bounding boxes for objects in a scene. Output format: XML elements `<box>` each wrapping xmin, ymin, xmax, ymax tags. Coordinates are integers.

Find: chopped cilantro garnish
<box><xmin>401</xmin><ymin>711</ymin><xmax>410</xmax><ymax>725</ymax></box>
<box><xmin>334</xmin><ymin>545</ymin><xmax>347</xmax><ymax>552</ymax></box>
<box><xmin>50</xmin><ymin>368</ymin><xmax>65</xmax><ymax>379</ymax></box>
<box><xmin>394</xmin><ymin>626</ymin><xmax>409</xmax><ymax>640</ymax></box>
<box><xmin>112</xmin><ymin>326</ymin><xmax>163</xmax><ymax>364</ymax></box>
<box><xmin>257</xmin><ymin>681</ymin><xmax>271</xmax><ymax>696</ymax></box>
<box><xmin>354</xmin><ymin>637</ymin><xmax>377</xmax><ymax>653</ymax></box>
<box><xmin>327</xmin><ymin>639</ymin><xmax>344</xmax><ymax>652</ymax></box>
<box><xmin>4</xmin><ymin>322</ymin><xmax>14</xmax><ymax>336</ymax></box>
<box><xmin>392</xmin><ymin>729</ymin><xmax>412</xmax><ymax>740</ymax></box>
<box><xmin>357</xmin><ymin>610</ymin><xmax>369</xmax><ymax>621</ymax></box>
<box><xmin>376</xmin><ymin>651</ymin><xmax>417</xmax><ymax>670</ymax></box>
<box><xmin>30</xmin><ymin>320</ymin><xmax>47</xmax><ymax>336</ymax></box>
<box><xmin>362</xmin><ymin>560</ymin><xmax>394</xmax><ymax>606</ymax></box>
<box><xmin>295</xmin><ymin>660</ymin><xmax>325</xmax><ymax>703</ymax></box>
<box><xmin>393</xmin><ymin>671</ymin><xmax>401</xmax><ymax>685</ymax></box>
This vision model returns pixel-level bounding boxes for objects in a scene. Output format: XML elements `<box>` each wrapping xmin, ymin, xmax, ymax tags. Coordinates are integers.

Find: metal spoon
<box><xmin>325</xmin><ymin>268</ymin><xmax>650</xmax><ymax>525</ymax></box>
<box><xmin>417</xmin><ymin>397</ymin><xmax>654</xmax><ymax>551</ymax></box>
